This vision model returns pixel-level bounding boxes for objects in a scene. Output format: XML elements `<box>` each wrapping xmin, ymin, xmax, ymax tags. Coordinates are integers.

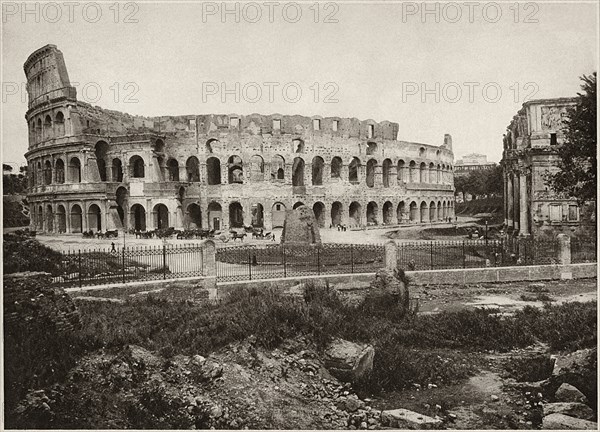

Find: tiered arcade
<box><xmin>25</xmin><ymin>45</ymin><xmax>456</xmax><ymax>234</ymax></box>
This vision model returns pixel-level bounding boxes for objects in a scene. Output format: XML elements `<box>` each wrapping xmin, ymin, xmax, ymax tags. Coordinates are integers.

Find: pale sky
<box><xmin>2</xmin><ymin>1</ymin><xmax>598</xmax><ymax>166</ymax></box>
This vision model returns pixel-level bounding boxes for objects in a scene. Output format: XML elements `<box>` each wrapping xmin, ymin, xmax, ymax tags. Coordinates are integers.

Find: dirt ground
<box><xmin>26</xmin><ymin>216</ymin><xmax>481</xmax><ymax>252</ymax></box>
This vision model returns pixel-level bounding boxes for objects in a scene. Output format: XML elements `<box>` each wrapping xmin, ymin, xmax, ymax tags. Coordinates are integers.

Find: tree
<box><xmin>546</xmin><ymin>72</ymin><xmax>597</xmax><ymax>204</ymax></box>
<box><xmin>3</xmin><ymin>163</ymin><xmax>13</xmax><ymax>172</ymax></box>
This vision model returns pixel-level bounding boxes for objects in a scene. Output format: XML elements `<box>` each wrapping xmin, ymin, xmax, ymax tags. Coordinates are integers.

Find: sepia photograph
<box><xmin>1</xmin><ymin>0</ymin><xmax>598</xmax><ymax>429</ymax></box>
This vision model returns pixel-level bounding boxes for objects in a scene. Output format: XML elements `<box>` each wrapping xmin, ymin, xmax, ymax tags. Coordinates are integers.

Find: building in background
<box><xmin>24</xmin><ymin>45</ymin><xmax>456</xmax><ymax>234</ymax></box>
<box><xmin>501</xmin><ymin>97</ymin><xmax>593</xmax><ymax>238</ymax></box>
<box><xmin>454</xmin><ymin>153</ymin><xmax>497</xmax><ymax>177</ymax></box>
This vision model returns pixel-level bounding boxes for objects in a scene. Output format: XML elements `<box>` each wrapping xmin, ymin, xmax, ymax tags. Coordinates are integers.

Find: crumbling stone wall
<box><xmin>25</xmin><ymin>44</ymin><xmax>456</xmax><ymax>236</ymax></box>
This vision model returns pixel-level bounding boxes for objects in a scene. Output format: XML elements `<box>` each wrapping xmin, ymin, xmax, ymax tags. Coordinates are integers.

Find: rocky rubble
<box><xmin>10</xmin><ymin>337</ymin><xmax>390</xmax><ymax>430</ymax></box>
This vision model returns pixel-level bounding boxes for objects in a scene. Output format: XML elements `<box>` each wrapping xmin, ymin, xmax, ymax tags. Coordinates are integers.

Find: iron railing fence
<box><xmin>215</xmin><ymin>243</ymin><xmax>385</xmax><ymax>283</ymax></box>
<box><xmin>396</xmin><ymin>238</ymin><xmax>561</xmax><ymax>271</ymax></box>
<box><xmin>53</xmin><ymin>244</ymin><xmax>206</xmax><ymax>288</ymax></box>
<box><xmin>571</xmin><ymin>239</ymin><xmax>598</xmax><ymax>264</ymax></box>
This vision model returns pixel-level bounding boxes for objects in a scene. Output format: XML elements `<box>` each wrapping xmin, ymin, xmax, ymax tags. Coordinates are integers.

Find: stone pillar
<box><xmin>390</xmin><ymin>165</ymin><xmax>398</xmax><ymax>187</ymax></box>
<box><xmin>557</xmin><ymin>234</ymin><xmax>571</xmax><ymax>266</ymax></box>
<box><xmin>503</xmin><ymin>173</ymin><xmax>508</xmax><ymax>225</ymax></box>
<box><xmin>305</xmin><ymin>162</ymin><xmax>312</xmax><ymax>186</ymax></box>
<box><xmin>324</xmin><ymin>163</ymin><xmax>331</xmax><ymax>183</ymax></box>
<box><xmin>507</xmin><ymin>174</ymin><xmax>514</xmax><ymax>228</ymax></box>
<box><xmin>374</xmin><ymin>165</ymin><xmax>383</xmax><ymax>187</ymax></box>
<box><xmin>384</xmin><ymin>241</ymin><xmax>397</xmax><ymax>271</ymax></box>
<box><xmin>222</xmin><ymin>204</ymin><xmax>230</xmax><ymax>230</ymax></box>
<box><xmin>243</xmin><ymin>200</ymin><xmax>253</xmax><ymax>227</ymax></box>
<box><xmin>203</xmin><ymin>240</ymin><xmax>217</xmax><ymax>300</ymax></box>
<box><xmin>513</xmin><ymin>174</ymin><xmax>520</xmax><ymax>231</ymax></box>
<box><xmin>285</xmin><ymin>163</ymin><xmax>293</xmax><ymax>185</ymax></box>
<box><xmin>341</xmin><ymin>164</ymin><xmax>349</xmax><ymax>182</ymax></box>
<box><xmin>519</xmin><ymin>172</ymin><xmax>529</xmax><ymax>236</ymax></box>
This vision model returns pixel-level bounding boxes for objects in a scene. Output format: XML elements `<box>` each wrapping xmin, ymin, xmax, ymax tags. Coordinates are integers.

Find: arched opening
<box><xmin>420</xmin><ymin>202</ymin><xmax>428</xmax><ymax>223</ymax></box>
<box><xmin>206</xmin><ymin>138</ymin><xmax>218</xmax><ymax>153</ymax></box>
<box><xmin>397</xmin><ymin>160</ymin><xmax>406</xmax><ymax>183</ymax></box>
<box><xmin>95</xmin><ymin>141</ymin><xmax>109</xmax><ymax>181</ymax></box>
<box><xmin>383</xmin><ymin>201</ymin><xmax>393</xmax><ymax>224</ymax></box>
<box><xmin>55</xmin><ymin>111</ymin><xmax>65</xmax><ymax>136</ymax></box>
<box><xmin>69</xmin><ymin>157</ymin><xmax>81</xmax><ymax>183</ymax></box>
<box><xmin>116</xmin><ymin>186</ymin><xmax>128</xmax><ymax>227</ymax></box>
<box><xmin>429</xmin><ymin>201</ymin><xmax>436</xmax><ymax>222</ymax></box>
<box><xmin>366</xmin><ymin>141</ymin><xmax>377</xmax><ymax>155</ymax></box>
<box><xmin>206</xmin><ymin>157</ymin><xmax>221</xmax><ymax>185</ymax></box>
<box><xmin>153</xmin><ymin>139</ymin><xmax>165</xmax><ymax>154</ymax></box>
<box><xmin>228</xmin><ymin>155</ymin><xmax>243</xmax><ymax>184</ymax></box>
<box><xmin>437</xmin><ymin>201</ymin><xmax>442</xmax><ymax>221</ymax></box>
<box><xmin>293</xmin><ymin>138</ymin><xmax>305</xmax><ymax>153</ymax></box>
<box><xmin>131</xmin><ymin>204</ymin><xmax>146</xmax><ymax>231</ymax></box>
<box><xmin>436</xmin><ymin>164</ymin><xmax>441</xmax><ymax>183</ymax></box>
<box><xmin>251</xmin><ymin>203</ymin><xmax>264</xmax><ymax>228</ymax></box>
<box><xmin>367</xmin><ymin>201</ymin><xmax>378</xmax><ymax>225</ymax></box>
<box><xmin>208</xmin><ymin>202</ymin><xmax>222</xmax><ymax>230</ymax></box>
<box><xmin>312</xmin><ymin>156</ymin><xmax>324</xmax><ymax>185</ymax></box>
<box><xmin>70</xmin><ymin>204</ymin><xmax>83</xmax><ymax>233</ymax></box>
<box><xmin>313</xmin><ymin>202</ymin><xmax>325</xmax><ymax>228</ymax></box>
<box><xmin>187</xmin><ymin>203</ymin><xmax>202</xmax><ymax>229</ymax></box>
<box><xmin>186</xmin><ymin>156</ymin><xmax>200</xmax><ymax>182</ymax></box>
<box><xmin>250</xmin><ymin>155</ymin><xmax>264</xmax><ymax>182</ymax></box>
<box><xmin>349</xmin><ymin>201</ymin><xmax>362</xmax><ymax>226</ymax></box>
<box><xmin>271</xmin><ymin>202</ymin><xmax>286</xmax><ymax>228</ymax></box>
<box><xmin>130</xmin><ymin>155</ymin><xmax>145</xmax><ymax>178</ymax></box>
<box><xmin>167</xmin><ymin>158</ymin><xmax>180</xmax><ymax>181</ymax></box>
<box><xmin>293</xmin><ymin>201</ymin><xmax>305</xmax><ymax>210</ymax></box>
<box><xmin>44</xmin><ymin>160</ymin><xmax>52</xmax><ymax>185</ymax></box>
<box><xmin>397</xmin><ymin>201</ymin><xmax>406</xmax><ymax>224</ymax></box>
<box><xmin>429</xmin><ymin>163</ymin><xmax>435</xmax><ymax>184</ymax></box>
<box><xmin>112</xmin><ymin>158</ymin><xmax>123</xmax><ymax>182</ymax></box>
<box><xmin>153</xmin><ymin>204</ymin><xmax>169</xmax><ymax>230</ymax></box>
<box><xmin>88</xmin><ymin>204</ymin><xmax>102</xmax><ymax>232</ymax></box>
<box><xmin>56</xmin><ymin>205</ymin><xmax>66</xmax><ymax>233</ymax></box>
<box><xmin>409</xmin><ymin>201</ymin><xmax>418</xmax><ymax>222</ymax></box>
<box><xmin>331</xmin><ymin>202</ymin><xmax>343</xmax><ymax>226</ymax></box>
<box><xmin>366</xmin><ymin>159</ymin><xmax>377</xmax><ymax>188</ymax></box>
<box><xmin>409</xmin><ymin>161</ymin><xmax>417</xmax><ymax>183</ymax></box>
<box><xmin>44</xmin><ymin>115</ymin><xmax>52</xmax><ymax>139</ymax></box>
<box><xmin>349</xmin><ymin>157</ymin><xmax>360</xmax><ymax>184</ymax></box>
<box><xmin>229</xmin><ymin>202</ymin><xmax>244</xmax><ymax>228</ymax></box>
<box><xmin>271</xmin><ymin>155</ymin><xmax>285</xmax><ymax>181</ymax></box>
<box><xmin>331</xmin><ymin>156</ymin><xmax>342</xmax><ymax>179</ymax></box>
<box><xmin>45</xmin><ymin>204</ymin><xmax>54</xmax><ymax>232</ymax></box>
<box><xmin>36</xmin><ymin>118</ymin><xmax>42</xmax><ymax>140</ymax></box>
<box><xmin>292</xmin><ymin>157</ymin><xmax>305</xmax><ymax>186</ymax></box>
<box><xmin>420</xmin><ymin>162</ymin><xmax>427</xmax><ymax>183</ymax></box>
<box><xmin>36</xmin><ymin>161</ymin><xmax>42</xmax><ymax>185</ymax></box>
<box><xmin>382</xmin><ymin>159</ymin><xmax>392</xmax><ymax>188</ymax></box>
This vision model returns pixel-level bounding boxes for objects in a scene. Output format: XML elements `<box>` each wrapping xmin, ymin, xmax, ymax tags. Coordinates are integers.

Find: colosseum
<box><xmin>25</xmin><ymin>45</ymin><xmax>456</xmax><ymax>235</ymax></box>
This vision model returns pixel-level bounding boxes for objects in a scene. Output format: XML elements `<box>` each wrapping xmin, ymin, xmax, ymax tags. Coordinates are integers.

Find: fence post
<box><xmin>78</xmin><ymin>249</ymin><xmax>82</xmax><ymax>288</ymax></box>
<box><xmin>162</xmin><ymin>245</ymin><xmax>167</xmax><ymax>279</ymax></box>
<box><xmin>282</xmin><ymin>246</ymin><xmax>287</xmax><ymax>278</ymax></box>
<box><xmin>248</xmin><ymin>252</ymin><xmax>252</xmax><ymax>280</ymax></box>
<box><xmin>462</xmin><ymin>241</ymin><xmax>466</xmax><ymax>269</ymax></box>
<box><xmin>350</xmin><ymin>244</ymin><xmax>354</xmax><ymax>274</ymax></box>
<box><xmin>317</xmin><ymin>246</ymin><xmax>321</xmax><ymax>275</ymax></box>
<box><xmin>430</xmin><ymin>242</ymin><xmax>434</xmax><ymax>270</ymax></box>
<box><xmin>122</xmin><ymin>247</ymin><xmax>126</xmax><ymax>284</ymax></box>
<box><xmin>557</xmin><ymin>234</ymin><xmax>572</xmax><ymax>266</ymax></box>
<box><xmin>384</xmin><ymin>241</ymin><xmax>397</xmax><ymax>271</ymax></box>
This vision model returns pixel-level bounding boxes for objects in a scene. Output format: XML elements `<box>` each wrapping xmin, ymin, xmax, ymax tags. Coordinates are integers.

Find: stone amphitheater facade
<box><xmin>25</xmin><ymin>45</ymin><xmax>455</xmax><ymax>234</ymax></box>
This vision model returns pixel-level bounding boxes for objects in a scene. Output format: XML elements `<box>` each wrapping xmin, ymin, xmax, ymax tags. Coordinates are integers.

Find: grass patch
<box><xmin>6</xmin><ymin>282</ymin><xmax>597</xmax><ymax>415</ymax></box>
<box><xmin>520</xmin><ymin>293</ymin><xmax>555</xmax><ymax>302</ymax></box>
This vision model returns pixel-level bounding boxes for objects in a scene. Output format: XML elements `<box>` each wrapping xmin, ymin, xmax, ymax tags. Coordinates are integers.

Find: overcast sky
<box><xmin>2</xmin><ymin>1</ymin><xmax>598</xmax><ymax>166</ymax></box>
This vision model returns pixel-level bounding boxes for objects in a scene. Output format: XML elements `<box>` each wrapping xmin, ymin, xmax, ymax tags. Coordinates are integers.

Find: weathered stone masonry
<box><xmin>25</xmin><ymin>45</ymin><xmax>455</xmax><ymax>234</ymax></box>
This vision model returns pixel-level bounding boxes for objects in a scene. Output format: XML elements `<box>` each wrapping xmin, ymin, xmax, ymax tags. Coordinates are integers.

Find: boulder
<box><xmin>381</xmin><ymin>408</ymin><xmax>442</xmax><ymax>429</ymax></box>
<box><xmin>542</xmin><ymin>413</ymin><xmax>598</xmax><ymax>430</ymax></box>
<box><xmin>323</xmin><ymin>338</ymin><xmax>375</xmax><ymax>383</ymax></box>
<box><xmin>555</xmin><ymin>383</ymin><xmax>588</xmax><ymax>404</ymax></box>
<box><xmin>543</xmin><ymin>402</ymin><xmax>595</xmax><ymax>421</ymax></box>
<box><xmin>553</xmin><ymin>349</ymin><xmax>595</xmax><ymax>376</ymax></box>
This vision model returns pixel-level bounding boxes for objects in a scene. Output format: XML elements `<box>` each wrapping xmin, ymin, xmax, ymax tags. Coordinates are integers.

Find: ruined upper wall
<box><xmin>24</xmin><ymin>45</ymin><xmax>77</xmax><ymax>111</ymax></box>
